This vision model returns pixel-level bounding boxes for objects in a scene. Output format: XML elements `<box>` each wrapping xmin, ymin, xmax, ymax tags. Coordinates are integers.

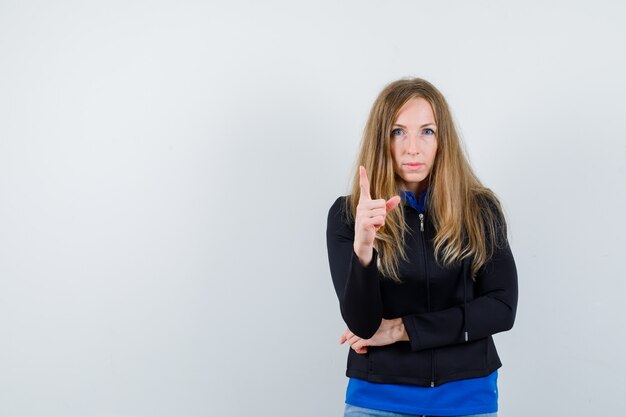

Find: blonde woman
<box><xmin>326</xmin><ymin>78</ymin><xmax>518</xmax><ymax>417</ymax></box>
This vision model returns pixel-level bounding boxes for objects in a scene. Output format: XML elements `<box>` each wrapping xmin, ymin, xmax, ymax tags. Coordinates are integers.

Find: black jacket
<box><xmin>326</xmin><ymin>193</ymin><xmax>518</xmax><ymax>387</ymax></box>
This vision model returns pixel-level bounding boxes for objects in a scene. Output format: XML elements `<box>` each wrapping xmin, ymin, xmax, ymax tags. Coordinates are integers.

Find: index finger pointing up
<box><xmin>359</xmin><ymin>165</ymin><xmax>372</xmax><ymax>202</ymax></box>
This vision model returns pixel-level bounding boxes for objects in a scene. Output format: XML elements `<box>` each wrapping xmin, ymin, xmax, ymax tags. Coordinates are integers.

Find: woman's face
<box><xmin>390</xmin><ymin>97</ymin><xmax>438</xmax><ymax>194</ymax></box>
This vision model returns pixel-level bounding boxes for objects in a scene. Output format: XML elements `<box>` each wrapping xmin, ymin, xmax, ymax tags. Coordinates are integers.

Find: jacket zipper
<box><xmin>419</xmin><ymin>212</ymin><xmax>435</xmax><ymax>387</ymax></box>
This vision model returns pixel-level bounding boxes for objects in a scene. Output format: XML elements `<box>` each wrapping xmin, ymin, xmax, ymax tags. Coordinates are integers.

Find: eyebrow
<box><xmin>393</xmin><ymin>123</ymin><xmax>436</xmax><ymax>128</ymax></box>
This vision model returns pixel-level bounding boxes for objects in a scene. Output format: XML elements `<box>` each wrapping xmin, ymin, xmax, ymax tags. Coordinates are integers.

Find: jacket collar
<box><xmin>400</xmin><ymin>187</ymin><xmax>430</xmax><ymax>213</ymax></box>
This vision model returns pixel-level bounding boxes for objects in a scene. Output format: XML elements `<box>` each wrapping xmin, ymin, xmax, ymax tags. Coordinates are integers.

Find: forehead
<box><xmin>394</xmin><ymin>97</ymin><xmax>435</xmax><ymax>124</ymax></box>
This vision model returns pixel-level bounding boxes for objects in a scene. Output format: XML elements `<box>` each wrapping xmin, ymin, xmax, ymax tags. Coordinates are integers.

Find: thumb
<box><xmin>386</xmin><ymin>195</ymin><xmax>401</xmax><ymax>213</ymax></box>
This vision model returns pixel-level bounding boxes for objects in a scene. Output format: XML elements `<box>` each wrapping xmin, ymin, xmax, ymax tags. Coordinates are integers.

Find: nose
<box><xmin>406</xmin><ymin>133</ymin><xmax>421</xmax><ymax>154</ymax></box>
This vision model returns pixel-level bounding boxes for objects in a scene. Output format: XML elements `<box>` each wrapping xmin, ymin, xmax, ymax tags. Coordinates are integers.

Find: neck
<box><xmin>401</xmin><ymin>182</ymin><xmax>429</xmax><ymax>194</ymax></box>
<box><xmin>401</xmin><ymin>174</ymin><xmax>430</xmax><ymax>194</ymax></box>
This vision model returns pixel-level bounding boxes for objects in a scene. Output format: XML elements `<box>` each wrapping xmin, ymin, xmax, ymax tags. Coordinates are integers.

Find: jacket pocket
<box><xmin>435</xmin><ymin>338</ymin><xmax>488</xmax><ymax>378</ymax></box>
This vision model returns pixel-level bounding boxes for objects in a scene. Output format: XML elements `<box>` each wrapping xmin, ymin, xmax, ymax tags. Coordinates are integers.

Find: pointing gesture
<box><xmin>359</xmin><ymin>164</ymin><xmax>373</xmax><ymax>202</ymax></box>
<box><xmin>354</xmin><ymin>165</ymin><xmax>401</xmax><ymax>266</ymax></box>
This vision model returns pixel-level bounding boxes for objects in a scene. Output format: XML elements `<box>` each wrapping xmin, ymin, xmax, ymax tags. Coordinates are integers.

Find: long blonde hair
<box><xmin>343</xmin><ymin>77</ymin><xmax>508</xmax><ymax>283</ymax></box>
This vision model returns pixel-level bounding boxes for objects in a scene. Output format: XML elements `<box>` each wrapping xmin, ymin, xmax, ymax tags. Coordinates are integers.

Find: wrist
<box><xmin>353</xmin><ymin>246</ymin><xmax>374</xmax><ymax>267</ymax></box>
<box><xmin>395</xmin><ymin>318</ymin><xmax>409</xmax><ymax>342</ymax></box>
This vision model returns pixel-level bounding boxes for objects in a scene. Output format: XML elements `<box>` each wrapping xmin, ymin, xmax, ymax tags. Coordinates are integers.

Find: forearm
<box><xmin>339</xmin><ymin>249</ymin><xmax>384</xmax><ymax>338</ymax></box>
<box><xmin>402</xmin><ymin>246</ymin><xmax>518</xmax><ymax>352</ymax></box>
<box><xmin>327</xmin><ymin>196</ymin><xmax>384</xmax><ymax>339</ymax></box>
<box><xmin>401</xmin><ymin>296</ymin><xmax>515</xmax><ymax>351</ymax></box>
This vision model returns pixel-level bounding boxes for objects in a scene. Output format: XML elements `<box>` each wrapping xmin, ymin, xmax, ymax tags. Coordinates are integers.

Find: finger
<box><xmin>340</xmin><ymin>329</ymin><xmax>354</xmax><ymax>344</ymax></box>
<box><xmin>362</xmin><ymin>207</ymin><xmax>386</xmax><ymax>219</ymax></box>
<box><xmin>386</xmin><ymin>195</ymin><xmax>401</xmax><ymax>213</ymax></box>
<box><xmin>347</xmin><ymin>334</ymin><xmax>361</xmax><ymax>347</ymax></box>
<box><xmin>359</xmin><ymin>165</ymin><xmax>372</xmax><ymax>202</ymax></box>
<box><xmin>353</xmin><ymin>339</ymin><xmax>369</xmax><ymax>351</ymax></box>
<box><xmin>369</xmin><ymin>215</ymin><xmax>385</xmax><ymax>229</ymax></box>
<box><xmin>352</xmin><ymin>343</ymin><xmax>367</xmax><ymax>354</ymax></box>
<box><xmin>340</xmin><ymin>329</ymin><xmax>352</xmax><ymax>344</ymax></box>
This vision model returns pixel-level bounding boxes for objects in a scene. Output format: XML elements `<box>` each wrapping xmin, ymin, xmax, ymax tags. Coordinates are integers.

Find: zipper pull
<box><xmin>419</xmin><ymin>213</ymin><xmax>424</xmax><ymax>232</ymax></box>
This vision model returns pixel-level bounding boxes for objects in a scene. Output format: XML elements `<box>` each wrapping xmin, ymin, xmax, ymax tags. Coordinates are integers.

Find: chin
<box><xmin>403</xmin><ymin>174</ymin><xmax>428</xmax><ymax>181</ymax></box>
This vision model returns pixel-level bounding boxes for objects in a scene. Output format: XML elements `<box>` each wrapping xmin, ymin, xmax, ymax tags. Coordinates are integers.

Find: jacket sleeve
<box><xmin>401</xmin><ymin>210</ymin><xmax>518</xmax><ymax>352</ymax></box>
<box><xmin>326</xmin><ymin>196</ymin><xmax>383</xmax><ymax>339</ymax></box>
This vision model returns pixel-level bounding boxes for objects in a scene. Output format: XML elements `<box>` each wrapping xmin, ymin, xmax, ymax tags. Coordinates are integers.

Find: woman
<box><xmin>326</xmin><ymin>77</ymin><xmax>518</xmax><ymax>417</ymax></box>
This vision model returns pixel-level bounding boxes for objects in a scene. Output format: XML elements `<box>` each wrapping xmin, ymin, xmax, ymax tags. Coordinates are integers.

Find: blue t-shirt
<box><xmin>345</xmin><ymin>188</ymin><xmax>498</xmax><ymax>415</ymax></box>
<box><xmin>346</xmin><ymin>371</ymin><xmax>498</xmax><ymax>416</ymax></box>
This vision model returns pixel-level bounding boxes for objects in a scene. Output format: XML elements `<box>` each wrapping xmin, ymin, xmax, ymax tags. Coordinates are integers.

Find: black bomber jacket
<box><xmin>325</xmin><ymin>191</ymin><xmax>518</xmax><ymax>387</ymax></box>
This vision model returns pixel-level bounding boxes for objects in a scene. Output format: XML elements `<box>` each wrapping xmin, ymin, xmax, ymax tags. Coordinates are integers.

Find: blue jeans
<box><xmin>344</xmin><ymin>403</ymin><xmax>497</xmax><ymax>417</ymax></box>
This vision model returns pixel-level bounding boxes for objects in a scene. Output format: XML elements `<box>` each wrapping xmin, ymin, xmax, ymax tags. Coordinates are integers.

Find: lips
<box><xmin>404</xmin><ymin>163</ymin><xmax>424</xmax><ymax>171</ymax></box>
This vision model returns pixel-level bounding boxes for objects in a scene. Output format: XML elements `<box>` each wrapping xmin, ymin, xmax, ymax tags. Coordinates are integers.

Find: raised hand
<box><xmin>353</xmin><ymin>165</ymin><xmax>401</xmax><ymax>265</ymax></box>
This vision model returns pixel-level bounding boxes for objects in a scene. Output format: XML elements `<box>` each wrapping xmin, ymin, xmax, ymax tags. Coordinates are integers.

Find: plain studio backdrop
<box><xmin>1</xmin><ymin>1</ymin><xmax>625</xmax><ymax>416</ymax></box>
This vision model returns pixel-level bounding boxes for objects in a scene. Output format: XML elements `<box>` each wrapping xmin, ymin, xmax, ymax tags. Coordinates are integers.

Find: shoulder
<box><xmin>473</xmin><ymin>191</ymin><xmax>504</xmax><ymax>220</ymax></box>
<box><xmin>329</xmin><ymin>194</ymin><xmax>347</xmax><ymax>208</ymax></box>
<box><xmin>475</xmin><ymin>192</ymin><xmax>500</xmax><ymax>212</ymax></box>
<box><xmin>328</xmin><ymin>194</ymin><xmax>351</xmax><ymax>215</ymax></box>
<box><xmin>476</xmin><ymin>192</ymin><xmax>508</xmax><ymax>248</ymax></box>
<box><xmin>327</xmin><ymin>195</ymin><xmax>354</xmax><ymax>234</ymax></box>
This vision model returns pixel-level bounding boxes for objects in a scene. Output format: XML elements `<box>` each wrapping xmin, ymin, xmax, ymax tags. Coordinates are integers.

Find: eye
<box><xmin>424</xmin><ymin>128</ymin><xmax>436</xmax><ymax>135</ymax></box>
<box><xmin>391</xmin><ymin>128</ymin><xmax>404</xmax><ymax>137</ymax></box>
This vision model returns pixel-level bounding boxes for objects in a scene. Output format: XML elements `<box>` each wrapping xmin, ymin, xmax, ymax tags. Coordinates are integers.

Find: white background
<box><xmin>1</xmin><ymin>1</ymin><xmax>625</xmax><ymax>416</ymax></box>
